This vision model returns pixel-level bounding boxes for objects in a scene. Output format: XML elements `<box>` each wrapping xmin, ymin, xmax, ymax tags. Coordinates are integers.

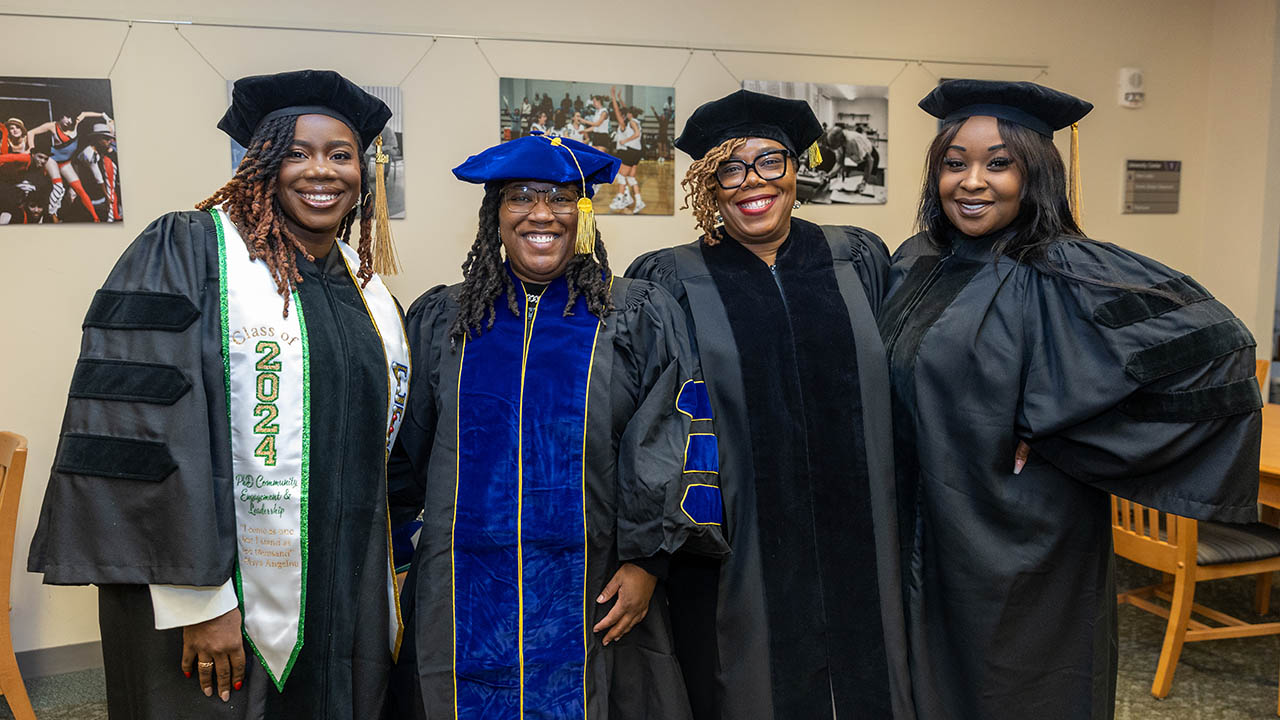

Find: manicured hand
<box><xmin>592</xmin><ymin>563</ymin><xmax>657</xmax><ymax>646</ymax></box>
<box><xmin>181</xmin><ymin>607</ymin><xmax>246</xmax><ymax>701</ymax></box>
<box><xmin>1013</xmin><ymin>441</ymin><xmax>1031</xmax><ymax>474</ymax></box>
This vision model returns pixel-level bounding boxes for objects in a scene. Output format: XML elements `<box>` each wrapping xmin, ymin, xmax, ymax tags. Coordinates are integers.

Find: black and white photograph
<box><xmin>743</xmin><ymin>80</ymin><xmax>888</xmax><ymax>205</ymax></box>
<box><xmin>229</xmin><ymin>83</ymin><xmax>406</xmax><ymax>219</ymax></box>
<box><xmin>0</xmin><ymin>76</ymin><xmax>120</xmax><ymax>224</ymax></box>
<box><xmin>500</xmin><ymin>77</ymin><xmax>675</xmax><ymax>215</ymax></box>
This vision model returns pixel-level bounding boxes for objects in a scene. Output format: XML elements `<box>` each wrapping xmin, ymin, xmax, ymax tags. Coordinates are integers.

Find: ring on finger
<box><xmin>198</xmin><ymin>661</ymin><xmax>214</xmax><ymax>668</ymax></box>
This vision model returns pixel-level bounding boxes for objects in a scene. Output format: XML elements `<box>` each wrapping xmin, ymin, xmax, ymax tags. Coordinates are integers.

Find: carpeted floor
<box><xmin>1115</xmin><ymin>558</ymin><xmax>1280</xmax><ymax>719</ymax></box>
<box><xmin>0</xmin><ymin>666</ymin><xmax>106</xmax><ymax>719</ymax></box>
<box><xmin>3</xmin><ymin>560</ymin><xmax>1279</xmax><ymax>719</ymax></box>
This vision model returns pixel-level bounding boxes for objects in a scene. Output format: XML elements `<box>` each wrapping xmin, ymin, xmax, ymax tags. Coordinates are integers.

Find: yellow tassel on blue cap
<box><xmin>575</xmin><ymin>197</ymin><xmax>596</xmax><ymax>255</ymax></box>
<box><xmin>545</xmin><ymin>135</ymin><xmax>596</xmax><ymax>256</ymax></box>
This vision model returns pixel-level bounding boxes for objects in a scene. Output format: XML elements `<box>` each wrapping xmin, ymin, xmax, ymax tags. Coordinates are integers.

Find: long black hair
<box><xmin>916</xmin><ymin>117</ymin><xmax>1183</xmax><ymax>300</ymax></box>
<box><xmin>449</xmin><ymin>185</ymin><xmax>614</xmax><ymax>342</ymax></box>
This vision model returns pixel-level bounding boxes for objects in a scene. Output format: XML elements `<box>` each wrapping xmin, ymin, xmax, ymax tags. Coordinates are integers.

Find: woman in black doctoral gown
<box><xmin>28</xmin><ymin>70</ymin><xmax>409</xmax><ymax>719</ymax></box>
<box><xmin>880</xmin><ymin>79</ymin><xmax>1262</xmax><ymax>720</ymax></box>
<box><xmin>628</xmin><ymin>89</ymin><xmax>914</xmax><ymax>720</ymax></box>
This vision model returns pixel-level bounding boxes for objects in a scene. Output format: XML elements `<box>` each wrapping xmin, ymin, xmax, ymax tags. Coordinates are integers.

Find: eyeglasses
<box><xmin>502</xmin><ymin>184</ymin><xmax>581</xmax><ymax>215</ymax></box>
<box><xmin>714</xmin><ymin>150</ymin><xmax>791</xmax><ymax>189</ymax></box>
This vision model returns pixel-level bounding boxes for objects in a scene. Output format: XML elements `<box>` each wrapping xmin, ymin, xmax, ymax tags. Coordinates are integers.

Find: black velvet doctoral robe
<box><xmin>879</xmin><ymin>230</ymin><xmax>1262</xmax><ymax>720</ymax></box>
<box><xmin>627</xmin><ymin>217</ymin><xmax>914</xmax><ymax>720</ymax></box>
<box><xmin>386</xmin><ymin>272</ymin><xmax>730</xmax><ymax>720</ymax></box>
<box><xmin>28</xmin><ymin>210</ymin><xmax>398</xmax><ymax>719</ymax></box>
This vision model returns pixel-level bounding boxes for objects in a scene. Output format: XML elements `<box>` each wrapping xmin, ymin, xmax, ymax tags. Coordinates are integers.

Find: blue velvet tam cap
<box><xmin>218</xmin><ymin>69</ymin><xmax>391</xmax><ymax>151</ymax></box>
<box><xmin>452</xmin><ymin>133</ymin><xmax>622</xmax><ymax>199</ymax></box>
<box><xmin>918</xmin><ymin>80</ymin><xmax>1092</xmax><ymax>138</ymax></box>
<box><xmin>675</xmin><ymin>89</ymin><xmax>822</xmax><ymax>160</ymax></box>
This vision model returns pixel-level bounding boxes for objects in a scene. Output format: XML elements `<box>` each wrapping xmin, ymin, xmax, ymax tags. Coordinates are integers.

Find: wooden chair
<box><xmin>1259</xmin><ymin>358</ymin><xmax>1280</xmax><ymax>717</ymax></box>
<box><xmin>1113</xmin><ymin>497</ymin><xmax>1280</xmax><ymax>699</ymax></box>
<box><xmin>0</xmin><ymin>434</ymin><xmax>33</xmax><ymax>720</ymax></box>
<box><xmin>1256</xmin><ymin>359</ymin><xmax>1276</xmax><ymax>605</ymax></box>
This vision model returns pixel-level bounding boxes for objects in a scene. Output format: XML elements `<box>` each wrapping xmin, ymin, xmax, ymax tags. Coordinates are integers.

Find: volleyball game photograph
<box><xmin>500</xmin><ymin>77</ymin><xmax>675</xmax><ymax>215</ymax></box>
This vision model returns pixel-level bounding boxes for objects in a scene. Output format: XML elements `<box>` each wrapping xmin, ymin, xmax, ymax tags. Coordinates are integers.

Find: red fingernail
<box><xmin>234</xmin><ymin>681</ymin><xmax>242</xmax><ymax>691</ymax></box>
<box><xmin>184</xmin><ymin>671</ymin><xmax>191</xmax><ymax>678</ymax></box>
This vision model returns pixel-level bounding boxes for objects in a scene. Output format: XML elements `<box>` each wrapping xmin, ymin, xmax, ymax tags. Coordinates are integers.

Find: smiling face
<box><xmin>938</xmin><ymin>116</ymin><xmax>1023</xmax><ymax>237</ymax></box>
<box><xmin>498</xmin><ymin>181</ymin><xmax>580</xmax><ymax>284</ymax></box>
<box><xmin>274</xmin><ymin>114</ymin><xmax>363</xmax><ymax>254</ymax></box>
<box><xmin>6</xmin><ymin>123</ymin><xmax>20</xmax><ymax>140</ymax></box>
<box><xmin>713</xmin><ymin>137</ymin><xmax>796</xmax><ymax>247</ymax></box>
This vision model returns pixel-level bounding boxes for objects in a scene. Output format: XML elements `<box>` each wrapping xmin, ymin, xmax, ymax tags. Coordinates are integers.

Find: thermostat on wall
<box><xmin>1119</xmin><ymin>67</ymin><xmax>1144</xmax><ymax>108</ymax></box>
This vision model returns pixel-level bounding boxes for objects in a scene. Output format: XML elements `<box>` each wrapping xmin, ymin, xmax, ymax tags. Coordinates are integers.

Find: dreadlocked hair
<box><xmin>680</xmin><ymin>136</ymin><xmax>745</xmax><ymax>244</ymax></box>
<box><xmin>196</xmin><ymin>114</ymin><xmax>375</xmax><ymax>317</ymax></box>
<box><xmin>449</xmin><ymin>185</ymin><xmax>614</xmax><ymax>343</ymax></box>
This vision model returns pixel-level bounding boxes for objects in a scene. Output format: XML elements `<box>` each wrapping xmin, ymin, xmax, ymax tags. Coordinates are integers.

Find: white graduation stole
<box><xmin>213</xmin><ymin>208</ymin><xmax>409</xmax><ymax>690</ymax></box>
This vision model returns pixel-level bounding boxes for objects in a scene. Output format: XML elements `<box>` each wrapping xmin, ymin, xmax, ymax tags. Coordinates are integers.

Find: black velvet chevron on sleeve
<box><xmin>1119</xmin><ymin>376</ymin><xmax>1263</xmax><ymax>422</ymax></box>
<box><xmin>1124</xmin><ymin>319</ymin><xmax>1255</xmax><ymax>384</ymax></box>
<box><xmin>1093</xmin><ymin>275</ymin><xmax>1213</xmax><ymax>329</ymax></box>
<box><xmin>69</xmin><ymin>359</ymin><xmax>192</xmax><ymax>405</ymax></box>
<box><xmin>83</xmin><ymin>290</ymin><xmax>199</xmax><ymax>331</ymax></box>
<box><xmin>55</xmin><ymin>434</ymin><xmax>178</xmax><ymax>482</ymax></box>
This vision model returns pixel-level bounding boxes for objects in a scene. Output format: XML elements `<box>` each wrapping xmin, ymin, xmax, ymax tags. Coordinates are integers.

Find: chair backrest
<box><xmin>0</xmin><ymin>433</ymin><xmax>28</xmax><ymax>605</ymax></box>
<box><xmin>1111</xmin><ymin>496</ymin><xmax>1197</xmax><ymax>573</ymax></box>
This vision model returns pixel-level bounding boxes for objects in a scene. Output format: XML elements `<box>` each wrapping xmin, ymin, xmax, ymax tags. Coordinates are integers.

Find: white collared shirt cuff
<box><xmin>149</xmin><ymin>580</ymin><xmax>239</xmax><ymax>630</ymax></box>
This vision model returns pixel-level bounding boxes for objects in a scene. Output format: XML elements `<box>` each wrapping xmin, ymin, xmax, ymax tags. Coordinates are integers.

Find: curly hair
<box><xmin>449</xmin><ymin>185</ymin><xmax>614</xmax><ymax>342</ymax></box>
<box><xmin>196</xmin><ymin>114</ymin><xmax>373</xmax><ymax>316</ymax></box>
<box><xmin>680</xmin><ymin>136</ymin><xmax>745</xmax><ymax>244</ymax></box>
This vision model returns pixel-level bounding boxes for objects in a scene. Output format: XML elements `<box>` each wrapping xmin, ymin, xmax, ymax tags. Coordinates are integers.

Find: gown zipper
<box><xmin>517</xmin><ymin>285</ymin><xmax>538</xmax><ymax>716</ymax></box>
<box><xmin>318</xmin><ymin>262</ymin><xmax>350</xmax><ymax>715</ymax></box>
<box><xmin>769</xmin><ymin>263</ymin><xmax>790</xmax><ymax>313</ymax></box>
<box><xmin>771</xmin><ymin>258</ymin><xmax>838</xmax><ymax>705</ymax></box>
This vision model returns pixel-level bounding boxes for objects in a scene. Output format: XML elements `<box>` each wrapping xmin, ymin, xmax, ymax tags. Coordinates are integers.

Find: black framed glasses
<box><xmin>714</xmin><ymin>150</ymin><xmax>791</xmax><ymax>189</ymax></box>
<box><xmin>501</xmin><ymin>184</ymin><xmax>581</xmax><ymax>216</ymax></box>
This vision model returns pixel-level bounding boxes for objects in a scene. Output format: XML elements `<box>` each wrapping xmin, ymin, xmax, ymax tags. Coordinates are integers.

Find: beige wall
<box><xmin>1</xmin><ymin>0</ymin><xmax>1277</xmax><ymax>653</ymax></box>
<box><xmin>1197</xmin><ymin>0</ymin><xmax>1280</xmax><ymax>355</ymax></box>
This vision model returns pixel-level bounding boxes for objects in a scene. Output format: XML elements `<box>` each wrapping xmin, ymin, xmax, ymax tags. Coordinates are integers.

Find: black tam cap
<box><xmin>218</xmin><ymin>69</ymin><xmax>392</xmax><ymax>150</ymax></box>
<box><xmin>676</xmin><ymin>89</ymin><xmax>822</xmax><ymax>160</ymax></box>
<box><xmin>918</xmin><ymin>80</ymin><xmax>1092</xmax><ymax>138</ymax></box>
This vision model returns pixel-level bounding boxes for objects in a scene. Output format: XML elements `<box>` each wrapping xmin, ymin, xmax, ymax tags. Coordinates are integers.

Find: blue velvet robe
<box><xmin>388</xmin><ymin>271</ymin><xmax>729</xmax><ymax>720</ymax></box>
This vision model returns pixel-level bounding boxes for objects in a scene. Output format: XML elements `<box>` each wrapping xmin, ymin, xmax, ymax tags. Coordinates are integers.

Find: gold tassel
<box><xmin>371</xmin><ymin>134</ymin><xmax>401</xmax><ymax>275</ymax></box>
<box><xmin>545</xmin><ymin>135</ymin><xmax>596</xmax><ymax>255</ymax></box>
<box><xmin>575</xmin><ymin>196</ymin><xmax>596</xmax><ymax>256</ymax></box>
<box><xmin>1068</xmin><ymin>122</ymin><xmax>1083</xmax><ymax>229</ymax></box>
<box><xmin>806</xmin><ymin>141</ymin><xmax>822</xmax><ymax>169</ymax></box>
